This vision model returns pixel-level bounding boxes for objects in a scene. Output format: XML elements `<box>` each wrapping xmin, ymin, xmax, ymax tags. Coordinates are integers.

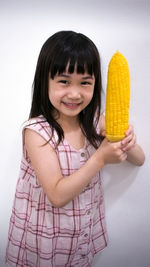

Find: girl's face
<box><xmin>48</xmin><ymin>69</ymin><xmax>95</xmax><ymax>122</ymax></box>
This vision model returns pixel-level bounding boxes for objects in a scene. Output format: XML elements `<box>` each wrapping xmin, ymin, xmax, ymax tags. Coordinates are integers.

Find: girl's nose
<box><xmin>68</xmin><ymin>87</ymin><xmax>81</xmax><ymax>99</ymax></box>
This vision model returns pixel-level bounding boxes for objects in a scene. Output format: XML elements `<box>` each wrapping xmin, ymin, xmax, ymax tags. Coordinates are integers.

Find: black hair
<box><xmin>29</xmin><ymin>30</ymin><xmax>103</xmax><ymax>148</ymax></box>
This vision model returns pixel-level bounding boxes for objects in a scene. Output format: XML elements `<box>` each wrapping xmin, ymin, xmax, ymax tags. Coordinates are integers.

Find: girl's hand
<box><xmin>121</xmin><ymin>125</ymin><xmax>136</xmax><ymax>152</ymax></box>
<box><xmin>97</xmin><ymin>138</ymin><xmax>127</xmax><ymax>165</ymax></box>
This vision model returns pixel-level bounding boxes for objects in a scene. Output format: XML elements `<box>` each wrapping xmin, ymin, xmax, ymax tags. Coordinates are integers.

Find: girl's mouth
<box><xmin>62</xmin><ymin>102</ymin><xmax>81</xmax><ymax>109</ymax></box>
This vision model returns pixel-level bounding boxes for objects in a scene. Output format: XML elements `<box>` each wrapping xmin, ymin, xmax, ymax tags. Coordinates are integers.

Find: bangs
<box><xmin>50</xmin><ymin>47</ymin><xmax>98</xmax><ymax>79</ymax></box>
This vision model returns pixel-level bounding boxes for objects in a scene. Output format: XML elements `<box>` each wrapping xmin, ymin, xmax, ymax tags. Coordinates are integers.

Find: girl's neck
<box><xmin>59</xmin><ymin>117</ymin><xmax>85</xmax><ymax>150</ymax></box>
<box><xmin>59</xmin><ymin>117</ymin><xmax>80</xmax><ymax>132</ymax></box>
<box><xmin>52</xmin><ymin>111</ymin><xmax>85</xmax><ymax>150</ymax></box>
<box><xmin>53</xmin><ymin>111</ymin><xmax>80</xmax><ymax>132</ymax></box>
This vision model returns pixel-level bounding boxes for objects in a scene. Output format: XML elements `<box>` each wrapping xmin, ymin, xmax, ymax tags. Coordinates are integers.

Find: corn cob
<box><xmin>105</xmin><ymin>51</ymin><xmax>130</xmax><ymax>142</ymax></box>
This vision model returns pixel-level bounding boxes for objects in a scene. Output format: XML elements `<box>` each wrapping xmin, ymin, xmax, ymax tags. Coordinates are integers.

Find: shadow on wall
<box><xmin>102</xmin><ymin>161</ymin><xmax>140</xmax><ymax>210</ymax></box>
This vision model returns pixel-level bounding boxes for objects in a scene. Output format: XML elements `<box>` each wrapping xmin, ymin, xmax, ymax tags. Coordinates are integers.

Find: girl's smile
<box><xmin>61</xmin><ymin>101</ymin><xmax>82</xmax><ymax>110</ymax></box>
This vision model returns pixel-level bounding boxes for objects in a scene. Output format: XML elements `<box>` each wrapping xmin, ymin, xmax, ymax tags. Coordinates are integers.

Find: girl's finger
<box><xmin>125</xmin><ymin>125</ymin><xmax>134</xmax><ymax>136</ymax></box>
<box><xmin>121</xmin><ymin>134</ymin><xmax>133</xmax><ymax>145</ymax></box>
<box><xmin>122</xmin><ymin>134</ymin><xmax>136</xmax><ymax>151</ymax></box>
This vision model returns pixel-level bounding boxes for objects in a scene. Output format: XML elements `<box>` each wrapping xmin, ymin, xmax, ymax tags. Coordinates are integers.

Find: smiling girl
<box><xmin>6</xmin><ymin>31</ymin><xmax>145</xmax><ymax>267</ymax></box>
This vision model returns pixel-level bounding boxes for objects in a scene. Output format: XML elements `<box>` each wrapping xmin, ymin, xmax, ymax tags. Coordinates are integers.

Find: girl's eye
<box><xmin>81</xmin><ymin>81</ymin><xmax>91</xmax><ymax>85</ymax></box>
<box><xmin>59</xmin><ymin>80</ymin><xmax>69</xmax><ymax>84</ymax></box>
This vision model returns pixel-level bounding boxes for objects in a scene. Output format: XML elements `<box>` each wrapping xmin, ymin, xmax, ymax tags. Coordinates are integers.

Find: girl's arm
<box><xmin>98</xmin><ymin>114</ymin><xmax>145</xmax><ymax>166</ymax></box>
<box><xmin>25</xmin><ymin>128</ymin><xmax>127</xmax><ymax>208</ymax></box>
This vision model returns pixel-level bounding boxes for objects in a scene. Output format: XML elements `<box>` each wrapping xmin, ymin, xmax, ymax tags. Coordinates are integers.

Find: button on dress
<box><xmin>6</xmin><ymin>116</ymin><xmax>107</xmax><ymax>267</ymax></box>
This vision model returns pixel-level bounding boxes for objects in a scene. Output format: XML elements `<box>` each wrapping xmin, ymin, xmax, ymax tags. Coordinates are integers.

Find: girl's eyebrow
<box><xmin>57</xmin><ymin>74</ymin><xmax>94</xmax><ymax>79</ymax></box>
<box><xmin>57</xmin><ymin>74</ymin><xmax>70</xmax><ymax>78</ymax></box>
<box><xmin>81</xmin><ymin>76</ymin><xmax>94</xmax><ymax>80</ymax></box>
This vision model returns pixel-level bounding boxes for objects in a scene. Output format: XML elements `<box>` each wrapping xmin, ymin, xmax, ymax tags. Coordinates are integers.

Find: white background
<box><xmin>0</xmin><ymin>0</ymin><xmax>150</xmax><ymax>266</ymax></box>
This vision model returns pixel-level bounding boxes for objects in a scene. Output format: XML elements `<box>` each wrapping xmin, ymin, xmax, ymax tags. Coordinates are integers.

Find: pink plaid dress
<box><xmin>6</xmin><ymin>116</ymin><xmax>107</xmax><ymax>267</ymax></box>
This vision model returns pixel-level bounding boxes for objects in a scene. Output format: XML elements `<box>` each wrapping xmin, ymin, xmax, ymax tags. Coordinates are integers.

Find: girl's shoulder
<box><xmin>23</xmin><ymin>115</ymin><xmax>49</xmax><ymax>136</ymax></box>
<box><xmin>23</xmin><ymin>115</ymin><xmax>48</xmax><ymax>127</ymax></box>
<box><xmin>22</xmin><ymin>115</ymin><xmax>57</xmax><ymax>148</ymax></box>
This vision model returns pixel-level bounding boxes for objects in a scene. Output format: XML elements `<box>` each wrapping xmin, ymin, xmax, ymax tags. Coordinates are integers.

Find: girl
<box><xmin>6</xmin><ymin>31</ymin><xmax>145</xmax><ymax>267</ymax></box>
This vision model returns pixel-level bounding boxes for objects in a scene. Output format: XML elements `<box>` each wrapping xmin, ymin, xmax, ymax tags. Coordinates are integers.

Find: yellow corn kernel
<box><xmin>105</xmin><ymin>51</ymin><xmax>130</xmax><ymax>142</ymax></box>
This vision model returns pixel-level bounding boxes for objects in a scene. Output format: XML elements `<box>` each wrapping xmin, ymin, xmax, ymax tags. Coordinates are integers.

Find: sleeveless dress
<box><xmin>6</xmin><ymin>116</ymin><xmax>107</xmax><ymax>267</ymax></box>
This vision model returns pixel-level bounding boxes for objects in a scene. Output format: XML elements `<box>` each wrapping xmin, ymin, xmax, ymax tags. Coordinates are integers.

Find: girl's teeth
<box><xmin>63</xmin><ymin>102</ymin><xmax>80</xmax><ymax>109</ymax></box>
<box><xmin>64</xmin><ymin>103</ymin><xmax>79</xmax><ymax>106</ymax></box>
